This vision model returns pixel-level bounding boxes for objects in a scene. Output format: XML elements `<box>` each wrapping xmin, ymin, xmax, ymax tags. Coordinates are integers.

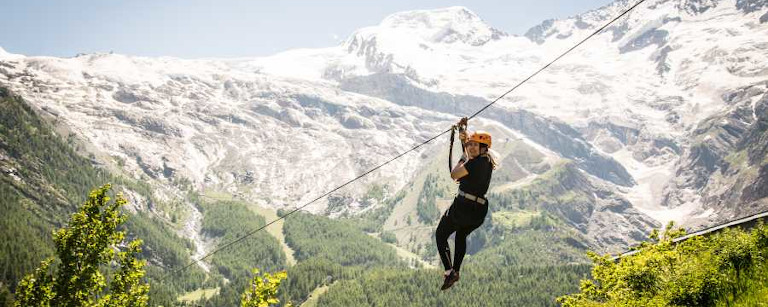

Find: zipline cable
<box><xmin>160</xmin><ymin>0</ymin><xmax>648</xmax><ymax>281</ymax></box>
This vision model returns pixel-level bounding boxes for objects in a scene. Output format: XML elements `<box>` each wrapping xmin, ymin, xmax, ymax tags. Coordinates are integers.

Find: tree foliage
<box><xmin>279</xmin><ymin>257</ymin><xmax>366</xmax><ymax>304</ymax></box>
<box><xmin>14</xmin><ymin>184</ymin><xmax>149</xmax><ymax>307</ymax></box>
<box><xmin>193</xmin><ymin>200</ymin><xmax>287</xmax><ymax>307</ymax></box>
<box><xmin>0</xmin><ymin>88</ymin><xmax>111</xmax><ymax>289</ymax></box>
<box><xmin>315</xmin><ymin>264</ymin><xmax>589</xmax><ymax>306</ymax></box>
<box><xmin>283</xmin><ymin>211</ymin><xmax>402</xmax><ymax>267</ymax></box>
<box><xmin>559</xmin><ymin>221</ymin><xmax>768</xmax><ymax>307</ymax></box>
<box><xmin>348</xmin><ymin>189</ymin><xmax>406</xmax><ymax>233</ymax></box>
<box><xmin>200</xmin><ymin>200</ymin><xmax>286</xmax><ymax>281</ymax></box>
<box><xmin>241</xmin><ymin>269</ymin><xmax>290</xmax><ymax>307</ymax></box>
<box><xmin>127</xmin><ymin>211</ymin><xmax>209</xmax><ymax>307</ymax></box>
<box><xmin>416</xmin><ymin>174</ymin><xmax>442</xmax><ymax>224</ymax></box>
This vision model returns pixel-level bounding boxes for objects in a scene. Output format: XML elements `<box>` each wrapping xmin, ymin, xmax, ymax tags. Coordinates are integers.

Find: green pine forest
<box><xmin>2</xmin><ymin>86</ymin><xmax>768</xmax><ymax>307</ymax></box>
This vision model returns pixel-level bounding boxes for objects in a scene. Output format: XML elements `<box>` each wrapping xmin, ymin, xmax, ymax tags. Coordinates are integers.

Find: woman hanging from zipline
<box><xmin>437</xmin><ymin>117</ymin><xmax>497</xmax><ymax>290</ymax></box>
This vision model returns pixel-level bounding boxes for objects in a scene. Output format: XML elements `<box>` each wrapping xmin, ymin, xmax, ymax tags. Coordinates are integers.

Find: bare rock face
<box><xmin>680</xmin><ymin>0</ymin><xmax>721</xmax><ymax>14</ymax></box>
<box><xmin>745</xmin><ymin>92</ymin><xmax>768</xmax><ymax>164</ymax></box>
<box><xmin>338</xmin><ymin>113</ymin><xmax>375</xmax><ymax>129</ymax></box>
<box><xmin>665</xmin><ymin>81</ymin><xmax>768</xmax><ymax>226</ymax></box>
<box><xmin>489</xmin><ymin>161</ymin><xmax>659</xmax><ymax>254</ymax></box>
<box><xmin>743</xmin><ymin>164</ymin><xmax>768</xmax><ymax>203</ymax></box>
<box><xmin>113</xmin><ymin>89</ymin><xmax>139</xmax><ymax>104</ymax></box>
<box><xmin>620</xmin><ymin>28</ymin><xmax>669</xmax><ymax>53</ymax></box>
<box><xmin>524</xmin><ymin>19</ymin><xmax>556</xmax><ymax>44</ymax></box>
<box><xmin>736</xmin><ymin>0</ymin><xmax>768</xmax><ymax>13</ymax></box>
<box><xmin>490</xmin><ymin>110</ymin><xmax>636</xmax><ymax>187</ymax></box>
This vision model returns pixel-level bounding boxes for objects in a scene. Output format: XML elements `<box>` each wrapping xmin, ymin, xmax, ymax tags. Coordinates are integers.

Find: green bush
<box><xmin>380</xmin><ymin>231</ymin><xmax>398</xmax><ymax>244</ymax></box>
<box><xmin>559</xmin><ymin>222</ymin><xmax>768</xmax><ymax>307</ymax></box>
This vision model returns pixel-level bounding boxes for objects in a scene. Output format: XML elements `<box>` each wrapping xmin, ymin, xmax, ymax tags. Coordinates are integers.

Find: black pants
<box><xmin>435</xmin><ymin>197</ymin><xmax>488</xmax><ymax>272</ymax></box>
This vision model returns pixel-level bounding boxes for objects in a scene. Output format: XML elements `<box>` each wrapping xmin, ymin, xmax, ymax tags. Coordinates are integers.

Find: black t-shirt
<box><xmin>458</xmin><ymin>155</ymin><xmax>493</xmax><ymax>197</ymax></box>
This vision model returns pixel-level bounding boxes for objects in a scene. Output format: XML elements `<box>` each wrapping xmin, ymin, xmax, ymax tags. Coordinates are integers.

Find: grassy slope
<box><xmin>250</xmin><ymin>204</ymin><xmax>298</xmax><ymax>266</ymax></box>
<box><xmin>177</xmin><ymin>287</ymin><xmax>220</xmax><ymax>303</ymax></box>
<box><xmin>299</xmin><ymin>284</ymin><xmax>331</xmax><ymax>307</ymax></box>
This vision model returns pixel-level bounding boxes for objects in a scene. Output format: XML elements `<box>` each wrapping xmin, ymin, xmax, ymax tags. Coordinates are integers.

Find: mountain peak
<box><xmin>0</xmin><ymin>46</ymin><xmax>24</xmax><ymax>60</ymax></box>
<box><xmin>377</xmin><ymin>6</ymin><xmax>507</xmax><ymax>46</ymax></box>
<box><xmin>380</xmin><ymin>6</ymin><xmax>478</xmax><ymax>27</ymax></box>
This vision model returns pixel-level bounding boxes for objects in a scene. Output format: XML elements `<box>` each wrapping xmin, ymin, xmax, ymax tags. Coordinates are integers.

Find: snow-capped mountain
<box><xmin>1</xmin><ymin>0</ymin><xmax>767</xmax><ymax>252</ymax></box>
<box><xmin>0</xmin><ymin>52</ymin><xmax>450</xmax><ymax>211</ymax></box>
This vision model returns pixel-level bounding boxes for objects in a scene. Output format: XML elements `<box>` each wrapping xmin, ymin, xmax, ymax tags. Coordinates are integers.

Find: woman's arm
<box><xmin>452</xmin><ymin>117</ymin><xmax>470</xmax><ymax>181</ymax></box>
<box><xmin>451</xmin><ymin>161</ymin><xmax>469</xmax><ymax>181</ymax></box>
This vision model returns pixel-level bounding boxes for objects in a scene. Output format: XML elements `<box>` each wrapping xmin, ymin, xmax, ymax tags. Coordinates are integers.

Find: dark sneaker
<box><xmin>440</xmin><ymin>270</ymin><xmax>460</xmax><ymax>290</ymax></box>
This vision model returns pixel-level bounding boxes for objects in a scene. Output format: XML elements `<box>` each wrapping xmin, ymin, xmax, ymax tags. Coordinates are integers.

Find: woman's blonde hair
<box><xmin>479</xmin><ymin>145</ymin><xmax>499</xmax><ymax>170</ymax></box>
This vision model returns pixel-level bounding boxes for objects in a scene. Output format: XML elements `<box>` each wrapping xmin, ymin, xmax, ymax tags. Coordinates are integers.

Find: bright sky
<box><xmin>0</xmin><ymin>0</ymin><xmax>614</xmax><ymax>58</ymax></box>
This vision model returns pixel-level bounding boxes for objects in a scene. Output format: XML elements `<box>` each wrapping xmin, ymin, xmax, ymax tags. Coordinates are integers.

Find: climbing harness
<box><xmin>457</xmin><ymin>190</ymin><xmax>487</xmax><ymax>205</ymax></box>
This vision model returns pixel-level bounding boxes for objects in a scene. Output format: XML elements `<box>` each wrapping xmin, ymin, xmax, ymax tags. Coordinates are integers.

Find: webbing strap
<box><xmin>448</xmin><ymin>122</ymin><xmax>467</xmax><ymax>173</ymax></box>
<box><xmin>449</xmin><ymin>127</ymin><xmax>456</xmax><ymax>172</ymax></box>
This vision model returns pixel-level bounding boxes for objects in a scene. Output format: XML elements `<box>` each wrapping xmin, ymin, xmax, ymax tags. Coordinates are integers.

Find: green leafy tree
<box><xmin>241</xmin><ymin>269</ymin><xmax>290</xmax><ymax>307</ymax></box>
<box><xmin>559</xmin><ymin>221</ymin><xmax>768</xmax><ymax>307</ymax></box>
<box><xmin>14</xmin><ymin>184</ymin><xmax>149</xmax><ymax>307</ymax></box>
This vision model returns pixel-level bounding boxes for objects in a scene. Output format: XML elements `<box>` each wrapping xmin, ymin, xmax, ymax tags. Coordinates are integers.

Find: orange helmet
<box><xmin>468</xmin><ymin>131</ymin><xmax>492</xmax><ymax>148</ymax></box>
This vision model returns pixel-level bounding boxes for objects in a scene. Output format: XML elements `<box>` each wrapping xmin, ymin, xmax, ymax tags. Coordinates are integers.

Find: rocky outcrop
<box><xmin>339</xmin><ymin>113</ymin><xmax>375</xmax><ymax>129</ymax></box>
<box><xmin>113</xmin><ymin>89</ymin><xmax>140</xmax><ymax>104</ymax></box>
<box><xmin>680</xmin><ymin>0</ymin><xmax>721</xmax><ymax>14</ymax></box>
<box><xmin>344</xmin><ymin>36</ymin><xmax>395</xmax><ymax>73</ymax></box>
<box><xmin>489</xmin><ymin>161</ymin><xmax>658</xmax><ymax>253</ymax></box>
<box><xmin>736</xmin><ymin>0</ymin><xmax>768</xmax><ymax>13</ymax></box>
<box><xmin>743</xmin><ymin>164</ymin><xmax>768</xmax><ymax>202</ymax></box>
<box><xmin>665</xmin><ymin>81</ymin><xmax>768</xmax><ymax>223</ymax></box>
<box><xmin>582</xmin><ymin>121</ymin><xmax>681</xmax><ymax>167</ymax></box>
<box><xmin>113</xmin><ymin>110</ymin><xmax>182</xmax><ymax>137</ymax></box>
<box><xmin>524</xmin><ymin>19</ymin><xmax>556</xmax><ymax>44</ymax></box>
<box><xmin>495</xmin><ymin>110</ymin><xmax>635</xmax><ymax>187</ymax></box>
<box><xmin>744</xmin><ymin>91</ymin><xmax>768</xmax><ymax>164</ymax></box>
<box><xmin>620</xmin><ymin>28</ymin><xmax>669</xmax><ymax>53</ymax></box>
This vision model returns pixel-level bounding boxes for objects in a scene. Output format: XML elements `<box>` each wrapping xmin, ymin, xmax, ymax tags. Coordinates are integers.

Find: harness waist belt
<box><xmin>457</xmin><ymin>190</ymin><xmax>486</xmax><ymax>205</ymax></box>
